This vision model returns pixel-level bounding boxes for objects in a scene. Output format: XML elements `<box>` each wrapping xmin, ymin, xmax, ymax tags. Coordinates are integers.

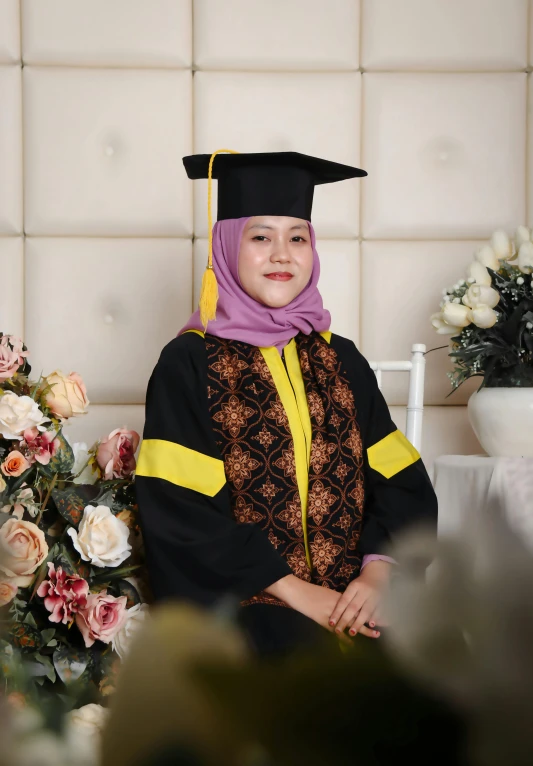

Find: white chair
<box><xmin>369</xmin><ymin>344</ymin><xmax>426</xmax><ymax>452</ymax></box>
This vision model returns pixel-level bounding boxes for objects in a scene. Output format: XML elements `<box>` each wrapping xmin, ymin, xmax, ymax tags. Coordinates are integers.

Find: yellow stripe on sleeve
<box><xmin>367</xmin><ymin>430</ymin><xmax>420</xmax><ymax>479</ymax></box>
<box><xmin>136</xmin><ymin>439</ymin><xmax>226</xmax><ymax>497</ymax></box>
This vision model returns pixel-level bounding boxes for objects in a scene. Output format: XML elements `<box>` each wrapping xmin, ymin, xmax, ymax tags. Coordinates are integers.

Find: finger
<box><xmin>329</xmin><ymin>586</ymin><xmax>359</xmax><ymax>627</ymax></box>
<box><xmin>349</xmin><ymin>603</ymin><xmax>376</xmax><ymax>636</ymax></box>
<box><xmin>357</xmin><ymin>625</ymin><xmax>381</xmax><ymax>639</ymax></box>
<box><xmin>335</xmin><ymin>598</ymin><xmax>367</xmax><ymax>634</ymax></box>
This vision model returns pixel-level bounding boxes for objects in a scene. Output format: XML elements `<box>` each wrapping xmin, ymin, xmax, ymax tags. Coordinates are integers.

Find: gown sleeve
<box><xmin>134</xmin><ymin>333</ymin><xmax>292</xmax><ymax>607</ymax></box>
<box><xmin>330</xmin><ymin>334</ymin><xmax>438</xmax><ymax>557</ymax></box>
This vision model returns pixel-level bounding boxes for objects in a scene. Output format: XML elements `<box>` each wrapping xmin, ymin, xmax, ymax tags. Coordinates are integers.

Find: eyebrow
<box><xmin>248</xmin><ymin>224</ymin><xmax>307</xmax><ymax>231</ymax></box>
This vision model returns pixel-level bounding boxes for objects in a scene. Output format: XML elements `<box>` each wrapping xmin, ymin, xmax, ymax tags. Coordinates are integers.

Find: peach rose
<box><xmin>1</xmin><ymin>450</ymin><xmax>31</xmax><ymax>477</ymax></box>
<box><xmin>96</xmin><ymin>428</ymin><xmax>140</xmax><ymax>479</ymax></box>
<box><xmin>0</xmin><ymin>579</ymin><xmax>18</xmax><ymax>606</ymax></box>
<box><xmin>75</xmin><ymin>591</ymin><xmax>127</xmax><ymax>648</ymax></box>
<box><xmin>0</xmin><ymin>335</ymin><xmax>28</xmax><ymax>381</ymax></box>
<box><xmin>0</xmin><ymin>518</ymin><xmax>49</xmax><ymax>587</ymax></box>
<box><xmin>44</xmin><ymin>370</ymin><xmax>89</xmax><ymax>419</ymax></box>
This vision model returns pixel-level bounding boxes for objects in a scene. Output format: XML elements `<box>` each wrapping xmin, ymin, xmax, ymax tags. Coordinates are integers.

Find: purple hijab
<box><xmin>179</xmin><ymin>216</ymin><xmax>331</xmax><ymax>352</ymax></box>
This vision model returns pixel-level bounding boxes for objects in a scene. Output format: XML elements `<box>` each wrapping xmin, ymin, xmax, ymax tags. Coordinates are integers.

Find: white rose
<box><xmin>442</xmin><ymin>302</ymin><xmax>471</xmax><ymax>328</ymax></box>
<box><xmin>65</xmin><ymin>438</ymin><xmax>98</xmax><ymax>485</ymax></box>
<box><xmin>67</xmin><ymin>505</ymin><xmax>131</xmax><ymax>568</ymax></box>
<box><xmin>430</xmin><ymin>312</ymin><xmax>462</xmax><ymax>336</ymax></box>
<box><xmin>111</xmin><ymin>603</ymin><xmax>150</xmax><ymax>659</ymax></box>
<box><xmin>0</xmin><ymin>392</ymin><xmax>50</xmax><ymax>440</ymax></box>
<box><xmin>470</xmin><ymin>305</ymin><xmax>498</xmax><ymax>329</ymax></box>
<box><xmin>462</xmin><ymin>284</ymin><xmax>500</xmax><ymax>310</ymax></box>
<box><xmin>467</xmin><ymin>261</ymin><xmax>492</xmax><ymax>286</ymax></box>
<box><xmin>515</xmin><ymin>225</ymin><xmax>531</xmax><ymax>250</ymax></box>
<box><xmin>490</xmin><ymin>229</ymin><xmax>512</xmax><ymax>260</ymax></box>
<box><xmin>65</xmin><ymin>704</ymin><xmax>108</xmax><ymax>766</ymax></box>
<box><xmin>475</xmin><ymin>245</ymin><xmax>499</xmax><ymax>271</ymax></box>
<box><xmin>517</xmin><ymin>241</ymin><xmax>533</xmax><ymax>274</ymax></box>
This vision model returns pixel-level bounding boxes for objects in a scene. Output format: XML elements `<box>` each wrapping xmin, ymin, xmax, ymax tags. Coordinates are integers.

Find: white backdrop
<box><xmin>3</xmin><ymin>0</ymin><xmax>528</xmax><ymax>468</ymax></box>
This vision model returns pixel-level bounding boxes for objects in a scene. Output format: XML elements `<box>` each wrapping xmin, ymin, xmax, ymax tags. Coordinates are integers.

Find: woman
<box><xmin>135</xmin><ymin>149</ymin><xmax>437</xmax><ymax>657</ymax></box>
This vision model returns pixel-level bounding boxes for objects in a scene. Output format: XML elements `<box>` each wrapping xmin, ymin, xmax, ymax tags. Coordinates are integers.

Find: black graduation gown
<box><xmin>134</xmin><ymin>331</ymin><xmax>437</xmax><ymax>657</ymax></box>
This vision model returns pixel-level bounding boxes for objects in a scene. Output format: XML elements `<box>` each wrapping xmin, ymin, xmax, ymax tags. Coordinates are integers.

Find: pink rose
<box><xmin>1</xmin><ymin>450</ymin><xmax>31</xmax><ymax>477</ymax></box>
<box><xmin>0</xmin><ymin>335</ymin><xmax>28</xmax><ymax>381</ymax></box>
<box><xmin>0</xmin><ymin>518</ymin><xmax>48</xmax><ymax>587</ymax></box>
<box><xmin>20</xmin><ymin>428</ymin><xmax>60</xmax><ymax>466</ymax></box>
<box><xmin>75</xmin><ymin>591</ymin><xmax>127</xmax><ymax>648</ymax></box>
<box><xmin>37</xmin><ymin>562</ymin><xmax>89</xmax><ymax>624</ymax></box>
<box><xmin>96</xmin><ymin>428</ymin><xmax>140</xmax><ymax>480</ymax></box>
<box><xmin>44</xmin><ymin>370</ymin><xmax>89</xmax><ymax>419</ymax></box>
<box><xmin>0</xmin><ymin>579</ymin><xmax>18</xmax><ymax>607</ymax></box>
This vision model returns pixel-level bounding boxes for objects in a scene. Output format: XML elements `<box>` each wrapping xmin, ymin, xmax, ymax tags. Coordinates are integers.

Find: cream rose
<box><xmin>470</xmin><ymin>305</ymin><xmax>498</xmax><ymax>329</ymax></box>
<box><xmin>475</xmin><ymin>245</ymin><xmax>499</xmax><ymax>271</ymax></box>
<box><xmin>0</xmin><ymin>391</ymin><xmax>50</xmax><ymax>440</ymax></box>
<box><xmin>442</xmin><ymin>302</ymin><xmax>471</xmax><ymax>328</ymax></box>
<box><xmin>490</xmin><ymin>229</ymin><xmax>513</xmax><ymax>261</ymax></box>
<box><xmin>430</xmin><ymin>312</ymin><xmax>462</xmax><ymax>336</ymax></box>
<box><xmin>467</xmin><ymin>261</ymin><xmax>492</xmax><ymax>286</ymax></box>
<box><xmin>65</xmin><ymin>703</ymin><xmax>109</xmax><ymax>765</ymax></box>
<box><xmin>111</xmin><ymin>603</ymin><xmax>149</xmax><ymax>659</ymax></box>
<box><xmin>462</xmin><ymin>284</ymin><xmax>500</xmax><ymax>310</ymax></box>
<box><xmin>0</xmin><ymin>579</ymin><xmax>18</xmax><ymax>606</ymax></box>
<box><xmin>44</xmin><ymin>370</ymin><xmax>89</xmax><ymax>419</ymax></box>
<box><xmin>0</xmin><ymin>518</ymin><xmax>49</xmax><ymax>587</ymax></box>
<box><xmin>515</xmin><ymin>225</ymin><xmax>531</xmax><ymax>251</ymax></box>
<box><xmin>517</xmin><ymin>241</ymin><xmax>533</xmax><ymax>274</ymax></box>
<box><xmin>67</xmin><ymin>505</ymin><xmax>131</xmax><ymax>568</ymax></box>
<box><xmin>0</xmin><ymin>474</ymin><xmax>6</xmax><ymax>493</ymax></box>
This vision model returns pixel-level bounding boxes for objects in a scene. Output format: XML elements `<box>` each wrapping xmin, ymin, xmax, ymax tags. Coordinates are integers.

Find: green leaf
<box><xmin>41</xmin><ymin>628</ymin><xmax>56</xmax><ymax>645</ymax></box>
<box><xmin>51</xmin><ymin>484</ymin><xmax>100</xmax><ymax>527</ymax></box>
<box><xmin>23</xmin><ymin>611</ymin><xmax>38</xmax><ymax>628</ymax></box>
<box><xmin>34</xmin><ymin>652</ymin><xmax>56</xmax><ymax>684</ymax></box>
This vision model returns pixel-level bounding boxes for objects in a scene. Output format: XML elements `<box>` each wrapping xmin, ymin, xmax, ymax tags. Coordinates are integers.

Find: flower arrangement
<box><xmin>0</xmin><ymin>331</ymin><xmax>148</xmax><ymax>711</ymax></box>
<box><xmin>431</xmin><ymin>228</ymin><xmax>533</xmax><ymax>390</ymax></box>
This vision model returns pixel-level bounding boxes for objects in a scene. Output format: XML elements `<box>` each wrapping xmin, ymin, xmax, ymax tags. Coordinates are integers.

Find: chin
<box><xmin>259</xmin><ymin>291</ymin><xmax>299</xmax><ymax>309</ymax></box>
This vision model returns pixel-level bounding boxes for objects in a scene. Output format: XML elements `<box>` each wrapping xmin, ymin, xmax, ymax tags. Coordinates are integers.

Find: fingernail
<box><xmin>335</xmin><ymin>628</ymin><xmax>341</xmax><ymax>634</ymax></box>
<box><xmin>374</xmin><ymin>631</ymin><xmax>380</xmax><ymax>637</ymax></box>
<box><xmin>369</xmin><ymin>622</ymin><xmax>375</xmax><ymax>628</ymax></box>
<box><xmin>329</xmin><ymin>620</ymin><xmax>335</xmax><ymax>626</ymax></box>
<box><xmin>349</xmin><ymin>629</ymin><xmax>356</xmax><ymax>636</ymax></box>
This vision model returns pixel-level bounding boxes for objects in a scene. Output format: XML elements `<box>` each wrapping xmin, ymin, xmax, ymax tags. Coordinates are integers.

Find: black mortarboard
<box><xmin>184</xmin><ymin>149</ymin><xmax>367</xmax><ymax>330</ymax></box>
<box><xmin>182</xmin><ymin>150</ymin><xmax>367</xmax><ymax>222</ymax></box>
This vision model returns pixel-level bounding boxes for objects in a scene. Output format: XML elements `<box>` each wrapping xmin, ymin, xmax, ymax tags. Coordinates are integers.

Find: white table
<box><xmin>433</xmin><ymin>455</ymin><xmax>533</xmax><ymax>550</ymax></box>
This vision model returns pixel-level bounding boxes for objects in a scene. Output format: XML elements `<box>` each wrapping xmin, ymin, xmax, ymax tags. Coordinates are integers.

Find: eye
<box><xmin>291</xmin><ymin>236</ymin><xmax>306</xmax><ymax>242</ymax></box>
<box><xmin>252</xmin><ymin>235</ymin><xmax>268</xmax><ymax>241</ymax></box>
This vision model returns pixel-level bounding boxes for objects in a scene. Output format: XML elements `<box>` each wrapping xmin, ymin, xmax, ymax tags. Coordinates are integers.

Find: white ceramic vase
<box><xmin>468</xmin><ymin>387</ymin><xmax>533</xmax><ymax>457</ymax></box>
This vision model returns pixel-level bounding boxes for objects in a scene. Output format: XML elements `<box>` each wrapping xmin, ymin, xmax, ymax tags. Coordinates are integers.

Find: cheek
<box><xmin>238</xmin><ymin>244</ymin><xmax>263</xmax><ymax>287</ymax></box>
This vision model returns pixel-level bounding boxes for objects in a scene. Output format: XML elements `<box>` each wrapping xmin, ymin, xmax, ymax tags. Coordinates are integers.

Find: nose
<box><xmin>270</xmin><ymin>241</ymin><xmax>291</xmax><ymax>264</ymax></box>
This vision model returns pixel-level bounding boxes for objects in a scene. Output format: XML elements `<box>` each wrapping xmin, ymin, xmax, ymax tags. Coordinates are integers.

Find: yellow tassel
<box><xmin>198</xmin><ymin>147</ymin><xmax>240</xmax><ymax>330</ymax></box>
<box><xmin>199</xmin><ymin>265</ymin><xmax>219</xmax><ymax>329</ymax></box>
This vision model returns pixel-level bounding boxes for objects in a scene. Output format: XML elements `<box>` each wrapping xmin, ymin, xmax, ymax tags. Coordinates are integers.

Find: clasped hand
<box><xmin>328</xmin><ymin>560</ymin><xmax>391</xmax><ymax>640</ymax></box>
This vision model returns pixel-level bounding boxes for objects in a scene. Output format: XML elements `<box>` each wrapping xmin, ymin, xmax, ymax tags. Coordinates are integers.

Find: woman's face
<box><xmin>238</xmin><ymin>216</ymin><xmax>314</xmax><ymax>308</ymax></box>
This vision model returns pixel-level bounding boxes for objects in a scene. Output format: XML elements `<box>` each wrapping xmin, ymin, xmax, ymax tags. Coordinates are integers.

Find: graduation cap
<box><xmin>183</xmin><ymin>148</ymin><xmax>367</xmax><ymax>328</ymax></box>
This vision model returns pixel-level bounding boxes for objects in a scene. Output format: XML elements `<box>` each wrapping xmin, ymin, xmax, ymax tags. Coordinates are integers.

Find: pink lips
<box><xmin>265</xmin><ymin>272</ymin><xmax>293</xmax><ymax>281</ymax></box>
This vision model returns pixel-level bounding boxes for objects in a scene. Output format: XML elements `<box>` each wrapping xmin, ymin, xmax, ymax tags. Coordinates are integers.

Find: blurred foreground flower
<box><xmin>383</xmin><ymin>498</ymin><xmax>533</xmax><ymax>766</ymax></box>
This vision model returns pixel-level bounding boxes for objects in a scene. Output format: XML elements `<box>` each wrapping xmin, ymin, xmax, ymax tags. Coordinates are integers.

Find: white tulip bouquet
<box><xmin>431</xmin><ymin>228</ymin><xmax>533</xmax><ymax>390</ymax></box>
<box><xmin>0</xmin><ymin>331</ymin><xmax>149</xmax><ymax>715</ymax></box>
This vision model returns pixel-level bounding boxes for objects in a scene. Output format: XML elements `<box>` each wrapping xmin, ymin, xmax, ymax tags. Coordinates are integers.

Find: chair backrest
<box><xmin>368</xmin><ymin>344</ymin><xmax>426</xmax><ymax>452</ymax></box>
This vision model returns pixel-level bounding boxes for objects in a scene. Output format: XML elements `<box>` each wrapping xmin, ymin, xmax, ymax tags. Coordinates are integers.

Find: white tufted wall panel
<box><xmin>0</xmin><ymin>0</ymin><xmax>528</xmax><ymax>468</ymax></box>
